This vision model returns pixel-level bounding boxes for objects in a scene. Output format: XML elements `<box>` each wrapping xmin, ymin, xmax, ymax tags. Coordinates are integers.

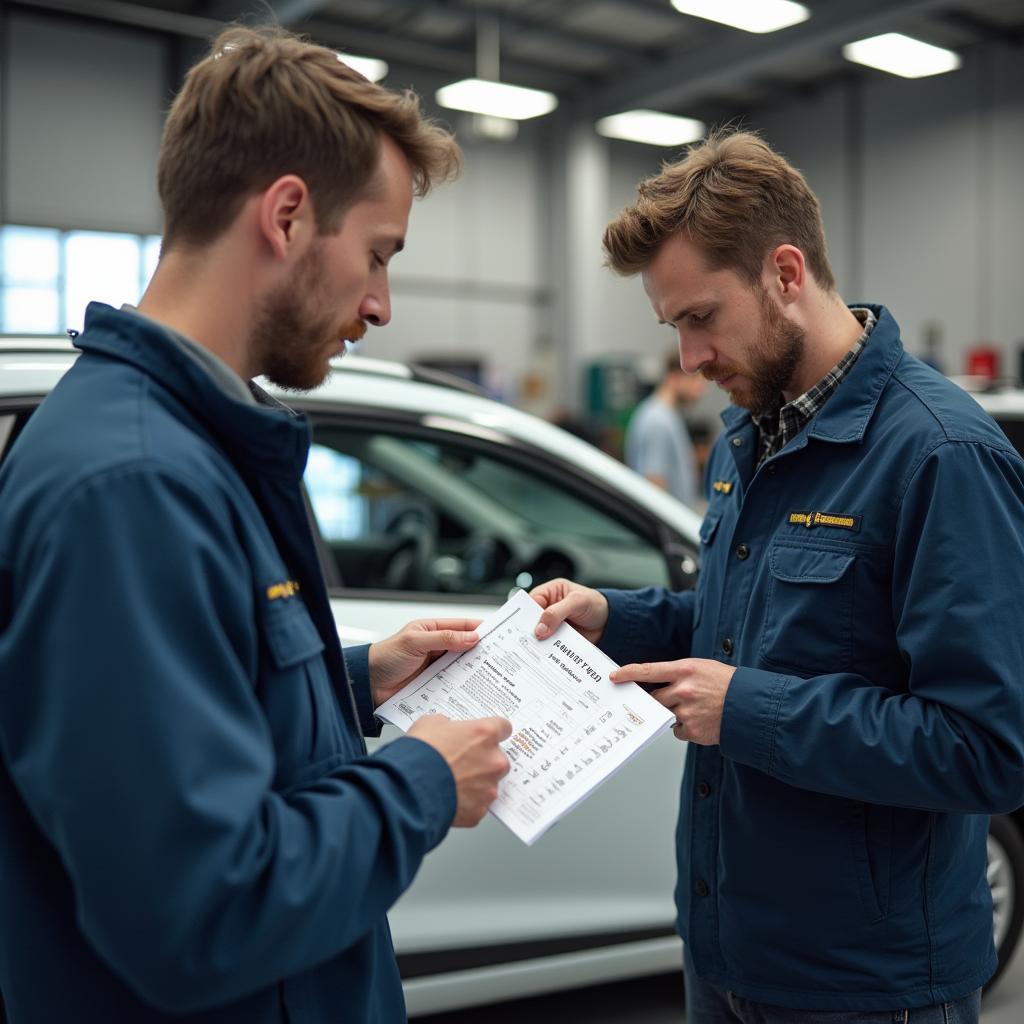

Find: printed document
<box><xmin>375</xmin><ymin>589</ymin><xmax>675</xmax><ymax>845</ymax></box>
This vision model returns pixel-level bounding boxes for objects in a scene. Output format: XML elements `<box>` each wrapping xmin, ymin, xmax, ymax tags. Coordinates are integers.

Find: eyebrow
<box><xmin>389</xmin><ymin>238</ymin><xmax>405</xmax><ymax>256</ymax></box>
<box><xmin>659</xmin><ymin>306</ymin><xmax>696</xmax><ymax>326</ymax></box>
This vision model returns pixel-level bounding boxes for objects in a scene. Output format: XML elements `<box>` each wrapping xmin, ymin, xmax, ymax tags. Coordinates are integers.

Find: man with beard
<box><xmin>530</xmin><ymin>130</ymin><xmax>1024</xmax><ymax>1023</ymax></box>
<box><xmin>0</xmin><ymin>26</ymin><xmax>512</xmax><ymax>1024</ymax></box>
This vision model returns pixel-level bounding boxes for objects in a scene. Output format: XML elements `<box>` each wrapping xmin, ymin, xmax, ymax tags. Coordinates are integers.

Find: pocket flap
<box><xmin>769</xmin><ymin>544</ymin><xmax>855</xmax><ymax>584</ymax></box>
<box><xmin>700</xmin><ymin>507</ymin><xmax>723</xmax><ymax>546</ymax></box>
<box><xmin>261</xmin><ymin>600</ymin><xmax>325</xmax><ymax>669</ymax></box>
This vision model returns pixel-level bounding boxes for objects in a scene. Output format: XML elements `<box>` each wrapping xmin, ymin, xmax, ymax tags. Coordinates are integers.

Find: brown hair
<box><xmin>157</xmin><ymin>24</ymin><xmax>462</xmax><ymax>249</ymax></box>
<box><xmin>603</xmin><ymin>129</ymin><xmax>835</xmax><ymax>291</ymax></box>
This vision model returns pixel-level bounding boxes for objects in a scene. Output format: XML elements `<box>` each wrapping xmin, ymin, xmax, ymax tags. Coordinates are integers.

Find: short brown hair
<box><xmin>158</xmin><ymin>24</ymin><xmax>462</xmax><ymax>249</ymax></box>
<box><xmin>603</xmin><ymin>129</ymin><xmax>834</xmax><ymax>291</ymax></box>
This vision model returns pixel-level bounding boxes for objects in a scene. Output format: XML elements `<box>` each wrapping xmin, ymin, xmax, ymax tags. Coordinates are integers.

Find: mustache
<box><xmin>701</xmin><ymin>363</ymin><xmax>740</xmax><ymax>381</ymax></box>
<box><xmin>340</xmin><ymin>320</ymin><xmax>368</xmax><ymax>342</ymax></box>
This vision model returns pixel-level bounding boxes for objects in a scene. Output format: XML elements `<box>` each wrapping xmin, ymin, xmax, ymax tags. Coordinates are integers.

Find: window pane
<box><xmin>309</xmin><ymin>424</ymin><xmax>669</xmax><ymax>596</ymax></box>
<box><xmin>1</xmin><ymin>226</ymin><xmax>60</xmax><ymax>287</ymax></box>
<box><xmin>305</xmin><ymin>444</ymin><xmax>366</xmax><ymax>541</ymax></box>
<box><xmin>2</xmin><ymin>286</ymin><xmax>60</xmax><ymax>334</ymax></box>
<box><xmin>64</xmin><ymin>231</ymin><xmax>141</xmax><ymax>332</ymax></box>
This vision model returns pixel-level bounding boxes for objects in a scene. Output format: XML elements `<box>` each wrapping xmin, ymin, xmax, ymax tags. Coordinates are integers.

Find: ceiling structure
<box><xmin>10</xmin><ymin>0</ymin><xmax>1024</xmax><ymax>125</ymax></box>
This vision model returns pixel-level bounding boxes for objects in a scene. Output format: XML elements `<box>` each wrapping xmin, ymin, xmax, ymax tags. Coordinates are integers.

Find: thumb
<box><xmin>484</xmin><ymin>716</ymin><xmax>514</xmax><ymax>742</ymax></box>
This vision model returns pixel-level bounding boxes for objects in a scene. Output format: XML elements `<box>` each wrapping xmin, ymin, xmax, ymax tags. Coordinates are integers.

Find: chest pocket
<box><xmin>693</xmin><ymin>505</ymin><xmax>724</xmax><ymax>632</ymax></box>
<box><xmin>260</xmin><ymin>597</ymin><xmax>348</xmax><ymax>787</ymax></box>
<box><xmin>759</xmin><ymin>543</ymin><xmax>856</xmax><ymax>675</ymax></box>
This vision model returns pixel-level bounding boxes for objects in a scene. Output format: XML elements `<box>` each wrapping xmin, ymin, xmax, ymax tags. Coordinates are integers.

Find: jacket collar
<box><xmin>76</xmin><ymin>302</ymin><xmax>311</xmax><ymax>479</ymax></box>
<box><xmin>719</xmin><ymin>304</ymin><xmax>904</xmax><ymax>446</ymax></box>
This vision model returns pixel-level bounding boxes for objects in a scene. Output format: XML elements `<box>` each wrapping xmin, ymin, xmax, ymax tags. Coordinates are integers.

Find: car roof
<box><xmin>0</xmin><ymin>338</ymin><xmax>704</xmax><ymax>544</ymax></box>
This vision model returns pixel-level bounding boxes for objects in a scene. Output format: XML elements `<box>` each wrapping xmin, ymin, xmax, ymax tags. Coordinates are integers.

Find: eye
<box><xmin>690</xmin><ymin>310</ymin><xmax>713</xmax><ymax>326</ymax></box>
<box><xmin>371</xmin><ymin>251</ymin><xmax>386</xmax><ymax>269</ymax></box>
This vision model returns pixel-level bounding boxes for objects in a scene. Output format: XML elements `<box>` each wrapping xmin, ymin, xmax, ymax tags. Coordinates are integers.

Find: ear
<box><xmin>258</xmin><ymin>175</ymin><xmax>315</xmax><ymax>262</ymax></box>
<box><xmin>764</xmin><ymin>244</ymin><xmax>805</xmax><ymax>305</ymax></box>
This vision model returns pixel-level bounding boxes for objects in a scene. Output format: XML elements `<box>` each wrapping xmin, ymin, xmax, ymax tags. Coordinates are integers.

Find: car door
<box><xmin>301</xmin><ymin>409</ymin><xmax>696</xmax><ymax>990</ymax></box>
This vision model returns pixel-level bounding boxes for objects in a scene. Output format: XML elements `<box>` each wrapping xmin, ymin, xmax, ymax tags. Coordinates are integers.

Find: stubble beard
<box><xmin>250</xmin><ymin>243</ymin><xmax>365</xmax><ymax>393</ymax></box>
<box><xmin>707</xmin><ymin>289</ymin><xmax>805</xmax><ymax>417</ymax></box>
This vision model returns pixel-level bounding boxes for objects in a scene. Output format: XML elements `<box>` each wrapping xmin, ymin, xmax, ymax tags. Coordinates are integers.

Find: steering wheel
<box><xmin>382</xmin><ymin>506</ymin><xmax>438</xmax><ymax>591</ymax></box>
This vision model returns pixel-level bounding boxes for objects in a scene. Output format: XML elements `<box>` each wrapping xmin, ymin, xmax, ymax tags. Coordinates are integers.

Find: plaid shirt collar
<box><xmin>753</xmin><ymin>307</ymin><xmax>877</xmax><ymax>466</ymax></box>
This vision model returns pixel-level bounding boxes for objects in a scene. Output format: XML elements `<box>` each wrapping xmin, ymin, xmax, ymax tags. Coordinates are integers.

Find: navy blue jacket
<box><xmin>0</xmin><ymin>304</ymin><xmax>456</xmax><ymax>1022</ymax></box>
<box><xmin>601</xmin><ymin>306</ymin><xmax>1024</xmax><ymax>1010</ymax></box>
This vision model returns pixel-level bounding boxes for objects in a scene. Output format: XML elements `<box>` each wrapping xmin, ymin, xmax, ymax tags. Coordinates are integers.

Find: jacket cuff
<box><xmin>373</xmin><ymin>736</ymin><xmax>457</xmax><ymax>850</ymax></box>
<box><xmin>719</xmin><ymin>666</ymin><xmax>791</xmax><ymax>775</ymax></box>
<box><xmin>598</xmin><ymin>588</ymin><xmax>649</xmax><ymax>665</ymax></box>
<box><xmin>341</xmin><ymin>644</ymin><xmax>382</xmax><ymax>737</ymax></box>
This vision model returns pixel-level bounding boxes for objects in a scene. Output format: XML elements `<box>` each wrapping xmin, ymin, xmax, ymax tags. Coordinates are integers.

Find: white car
<box><xmin>1</xmin><ymin>340</ymin><xmax>1020</xmax><ymax>1014</ymax></box>
<box><xmin>0</xmin><ymin>338</ymin><xmax>700</xmax><ymax>1017</ymax></box>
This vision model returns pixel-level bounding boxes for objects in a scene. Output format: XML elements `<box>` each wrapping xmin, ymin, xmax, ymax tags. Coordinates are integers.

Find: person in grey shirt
<box><xmin>624</xmin><ymin>352</ymin><xmax>705</xmax><ymax>505</ymax></box>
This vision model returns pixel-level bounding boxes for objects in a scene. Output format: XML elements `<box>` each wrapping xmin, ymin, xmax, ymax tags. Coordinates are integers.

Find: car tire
<box><xmin>985</xmin><ymin>814</ymin><xmax>1024</xmax><ymax>993</ymax></box>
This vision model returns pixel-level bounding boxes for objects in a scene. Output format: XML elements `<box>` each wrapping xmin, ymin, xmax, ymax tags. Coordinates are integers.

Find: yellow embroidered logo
<box><xmin>712</xmin><ymin>480</ymin><xmax>734</xmax><ymax>494</ymax></box>
<box><xmin>266</xmin><ymin>580</ymin><xmax>301</xmax><ymax>601</ymax></box>
<box><xmin>788</xmin><ymin>511</ymin><xmax>861</xmax><ymax>532</ymax></box>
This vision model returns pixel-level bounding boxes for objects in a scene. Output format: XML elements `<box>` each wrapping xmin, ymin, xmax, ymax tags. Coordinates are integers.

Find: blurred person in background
<box><xmin>530</xmin><ymin>129</ymin><xmax>1024</xmax><ymax>1024</ymax></box>
<box><xmin>0</xmin><ymin>25</ymin><xmax>511</xmax><ymax>1024</ymax></box>
<box><xmin>624</xmin><ymin>351</ymin><xmax>706</xmax><ymax>507</ymax></box>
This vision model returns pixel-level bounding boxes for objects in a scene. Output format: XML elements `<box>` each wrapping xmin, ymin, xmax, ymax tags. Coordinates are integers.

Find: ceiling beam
<box><xmin>11</xmin><ymin>0</ymin><xmax>222</xmax><ymax>38</ymax></box>
<box><xmin>202</xmin><ymin>0</ymin><xmax>333</xmax><ymax>27</ymax></box>
<box><xmin>572</xmin><ymin>0</ymin><xmax>960</xmax><ymax>118</ymax></box>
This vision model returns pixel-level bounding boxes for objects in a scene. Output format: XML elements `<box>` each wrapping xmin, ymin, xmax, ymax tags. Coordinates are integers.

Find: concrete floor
<box><xmin>419</xmin><ymin>942</ymin><xmax>1024</xmax><ymax>1023</ymax></box>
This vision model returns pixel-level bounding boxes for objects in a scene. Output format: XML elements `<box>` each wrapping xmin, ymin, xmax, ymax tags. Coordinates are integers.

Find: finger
<box><xmin>416</xmin><ymin>618</ymin><xmax>483</xmax><ymax>634</ymax></box>
<box><xmin>533</xmin><ymin>593</ymin><xmax>585</xmax><ymax>639</ymax></box>
<box><xmin>405</xmin><ymin>628</ymin><xmax>479</xmax><ymax>653</ymax></box>
<box><xmin>609</xmin><ymin>661</ymin><xmax>680</xmax><ymax>684</ymax></box>
<box><xmin>527</xmin><ymin>579</ymin><xmax>565</xmax><ymax>609</ymax></box>
<box><xmin>483</xmin><ymin>716</ymin><xmax>514</xmax><ymax>742</ymax></box>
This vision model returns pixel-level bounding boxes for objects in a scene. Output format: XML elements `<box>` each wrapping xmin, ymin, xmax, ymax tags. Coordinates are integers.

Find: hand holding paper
<box><xmin>376</xmin><ymin>589</ymin><xmax>675</xmax><ymax>844</ymax></box>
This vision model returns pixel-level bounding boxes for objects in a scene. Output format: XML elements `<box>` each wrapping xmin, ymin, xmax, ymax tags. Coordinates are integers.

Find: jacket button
<box><xmin>731</xmin><ymin>437</ymin><xmax>743</xmax><ymax>448</ymax></box>
<box><xmin>735</xmin><ymin>543</ymin><xmax>749</xmax><ymax>560</ymax></box>
<box><xmin>697</xmin><ymin>782</ymin><xmax>711</xmax><ymax>798</ymax></box>
<box><xmin>696</xmin><ymin>879</ymin><xmax>710</xmax><ymax>897</ymax></box>
<box><xmin>722</xmin><ymin>638</ymin><xmax>734</xmax><ymax>656</ymax></box>
<box><xmin>766</xmin><ymin>464</ymin><xmax>777</xmax><ymax>476</ymax></box>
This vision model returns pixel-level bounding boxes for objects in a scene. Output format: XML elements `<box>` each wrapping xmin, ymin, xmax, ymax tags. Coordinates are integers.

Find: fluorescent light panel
<box><xmin>596</xmin><ymin>110</ymin><xmax>705</xmax><ymax>147</ymax></box>
<box><xmin>670</xmin><ymin>0</ymin><xmax>809</xmax><ymax>34</ymax></box>
<box><xmin>842</xmin><ymin>33</ymin><xmax>961</xmax><ymax>78</ymax></box>
<box><xmin>337</xmin><ymin>53</ymin><xmax>389</xmax><ymax>82</ymax></box>
<box><xmin>435</xmin><ymin>78</ymin><xmax>558</xmax><ymax>120</ymax></box>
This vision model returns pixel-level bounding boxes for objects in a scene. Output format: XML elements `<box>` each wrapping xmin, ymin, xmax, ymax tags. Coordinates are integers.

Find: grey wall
<box><xmin>4</xmin><ymin>12</ymin><xmax>166</xmax><ymax>234</ymax></box>
<box><xmin>3</xmin><ymin>10</ymin><xmax>1024</xmax><ymax>406</ymax></box>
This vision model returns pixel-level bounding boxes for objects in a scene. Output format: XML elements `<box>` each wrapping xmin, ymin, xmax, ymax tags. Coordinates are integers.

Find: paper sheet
<box><xmin>375</xmin><ymin>589</ymin><xmax>675</xmax><ymax>845</ymax></box>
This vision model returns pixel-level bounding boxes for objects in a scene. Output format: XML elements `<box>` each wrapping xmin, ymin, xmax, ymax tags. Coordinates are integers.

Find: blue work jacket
<box><xmin>0</xmin><ymin>304</ymin><xmax>456</xmax><ymax>1022</ymax></box>
<box><xmin>601</xmin><ymin>306</ymin><xmax>1024</xmax><ymax>1010</ymax></box>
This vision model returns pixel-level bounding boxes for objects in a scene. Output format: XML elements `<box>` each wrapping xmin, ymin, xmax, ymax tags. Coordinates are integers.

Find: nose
<box><xmin>678</xmin><ymin>333</ymin><xmax>715</xmax><ymax>376</ymax></box>
<box><xmin>359</xmin><ymin>275</ymin><xmax>392</xmax><ymax>328</ymax></box>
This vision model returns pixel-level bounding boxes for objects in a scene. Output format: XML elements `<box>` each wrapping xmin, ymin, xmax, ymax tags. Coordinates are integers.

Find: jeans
<box><xmin>683</xmin><ymin>949</ymin><xmax>982</xmax><ymax>1024</ymax></box>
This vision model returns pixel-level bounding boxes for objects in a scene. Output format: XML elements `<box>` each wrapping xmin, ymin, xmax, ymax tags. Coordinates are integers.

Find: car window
<box><xmin>0</xmin><ymin>415</ymin><xmax>16</xmax><ymax>458</ymax></box>
<box><xmin>305</xmin><ymin>424</ymin><xmax>675</xmax><ymax>597</ymax></box>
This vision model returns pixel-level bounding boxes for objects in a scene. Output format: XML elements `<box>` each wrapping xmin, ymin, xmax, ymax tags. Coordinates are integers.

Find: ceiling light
<box><xmin>842</xmin><ymin>33</ymin><xmax>961</xmax><ymax>78</ymax></box>
<box><xmin>670</xmin><ymin>0</ymin><xmax>809</xmax><ymax>34</ymax></box>
<box><xmin>435</xmin><ymin>78</ymin><xmax>558</xmax><ymax>121</ymax></box>
<box><xmin>337</xmin><ymin>53</ymin><xmax>389</xmax><ymax>82</ymax></box>
<box><xmin>596</xmin><ymin>110</ymin><xmax>706</xmax><ymax>147</ymax></box>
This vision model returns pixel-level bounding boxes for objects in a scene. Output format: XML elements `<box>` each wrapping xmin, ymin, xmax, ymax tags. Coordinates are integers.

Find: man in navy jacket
<box><xmin>532</xmin><ymin>131</ymin><xmax>1024</xmax><ymax>1022</ymax></box>
<box><xmin>0</xmin><ymin>25</ymin><xmax>511</xmax><ymax>1024</ymax></box>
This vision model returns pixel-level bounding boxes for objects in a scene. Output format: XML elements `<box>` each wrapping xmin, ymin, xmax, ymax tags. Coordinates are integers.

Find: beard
<box><xmin>703</xmin><ymin>287</ymin><xmax>805</xmax><ymax>417</ymax></box>
<box><xmin>250</xmin><ymin>243</ymin><xmax>367</xmax><ymax>392</ymax></box>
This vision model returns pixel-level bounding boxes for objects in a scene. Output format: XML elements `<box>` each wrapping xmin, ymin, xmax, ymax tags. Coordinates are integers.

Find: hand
<box><xmin>408</xmin><ymin>715</ymin><xmax>513</xmax><ymax>827</ymax></box>
<box><xmin>610</xmin><ymin>658</ymin><xmax>736</xmax><ymax>746</ymax></box>
<box><xmin>529</xmin><ymin>578</ymin><xmax>609</xmax><ymax>645</ymax></box>
<box><xmin>368</xmin><ymin>618</ymin><xmax>481</xmax><ymax>708</ymax></box>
